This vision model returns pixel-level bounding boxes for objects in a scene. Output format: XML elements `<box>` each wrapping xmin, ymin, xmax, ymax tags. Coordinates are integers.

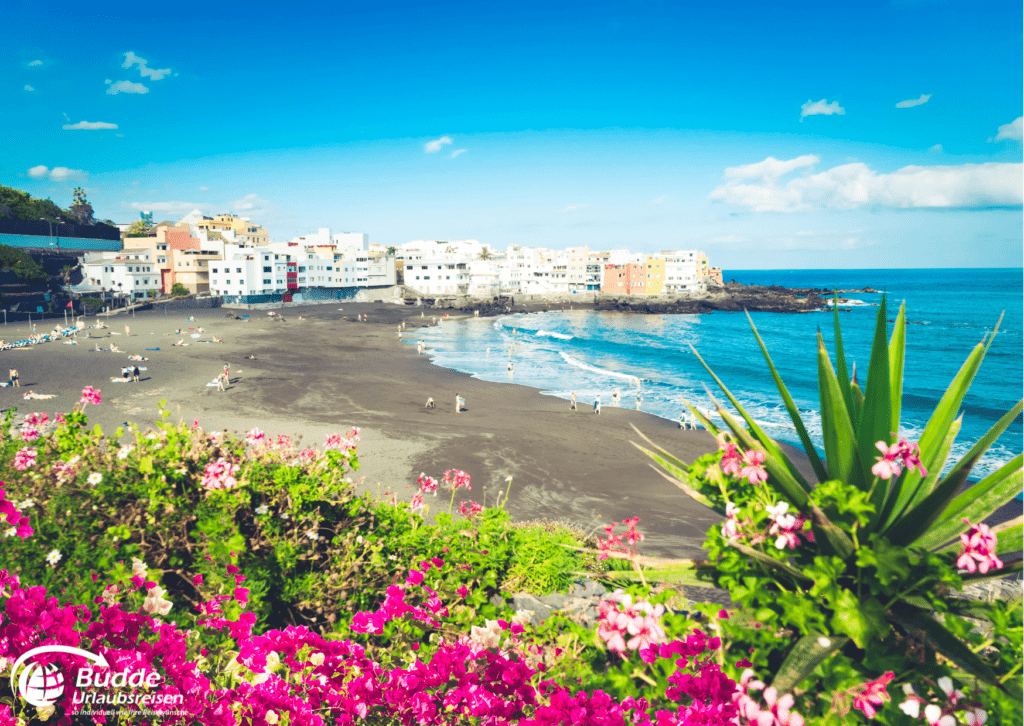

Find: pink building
<box><xmin>601</xmin><ymin>263</ymin><xmax>647</xmax><ymax>295</ymax></box>
<box><xmin>129</xmin><ymin>225</ymin><xmax>203</xmax><ymax>293</ymax></box>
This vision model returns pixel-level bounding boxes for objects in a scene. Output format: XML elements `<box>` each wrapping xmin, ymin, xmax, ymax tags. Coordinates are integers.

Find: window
<box><xmin>225</xmin><ymin>280</ymin><xmax>231</xmax><ymax>285</ymax></box>
<box><xmin>236</xmin><ymin>268</ymin><xmax>242</xmax><ymax>273</ymax></box>
<box><xmin>263</xmin><ymin>266</ymin><xmax>272</xmax><ymax>272</ymax></box>
<box><xmin>212</xmin><ymin>268</ymin><xmax>218</xmax><ymax>273</ymax></box>
<box><xmin>298</xmin><ymin>266</ymin><xmax>306</xmax><ymax>272</ymax></box>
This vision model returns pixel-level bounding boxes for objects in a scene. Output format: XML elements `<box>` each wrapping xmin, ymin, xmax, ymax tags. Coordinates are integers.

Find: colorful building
<box><xmin>644</xmin><ymin>257</ymin><xmax>666</xmax><ymax>294</ymax></box>
<box><xmin>602</xmin><ymin>262</ymin><xmax>647</xmax><ymax>295</ymax></box>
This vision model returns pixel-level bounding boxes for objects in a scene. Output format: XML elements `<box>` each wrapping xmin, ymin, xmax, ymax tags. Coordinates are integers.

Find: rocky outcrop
<box><xmin>595</xmin><ymin>286</ymin><xmax>828</xmax><ymax>315</ymax></box>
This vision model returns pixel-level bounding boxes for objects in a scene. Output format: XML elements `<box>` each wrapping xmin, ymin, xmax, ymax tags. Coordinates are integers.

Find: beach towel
<box><xmin>110</xmin><ymin>377</ymin><xmax>132</xmax><ymax>383</ymax></box>
<box><xmin>146</xmin><ymin>348</ymin><xmax>160</xmax><ymax>351</ymax></box>
<box><xmin>205</xmin><ymin>382</ymin><xmax>220</xmax><ymax>387</ymax></box>
<box><xmin>191</xmin><ymin>334</ymin><xmax>201</xmax><ymax>338</ymax></box>
<box><xmin>23</xmin><ymin>392</ymin><xmax>55</xmax><ymax>399</ymax></box>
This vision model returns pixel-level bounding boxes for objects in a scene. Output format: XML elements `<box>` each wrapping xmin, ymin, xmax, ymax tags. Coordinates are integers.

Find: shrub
<box><xmin>630</xmin><ymin>297</ymin><xmax>1023</xmax><ymax>723</ymax></box>
<box><xmin>170</xmin><ymin>282</ymin><xmax>189</xmax><ymax>296</ymax></box>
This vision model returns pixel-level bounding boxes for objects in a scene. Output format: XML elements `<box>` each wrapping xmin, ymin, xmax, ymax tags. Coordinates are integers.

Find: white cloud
<box><xmin>928</xmin><ymin>144</ymin><xmax>943</xmax><ymax>152</ymax></box>
<box><xmin>27</xmin><ymin>165</ymin><xmax>87</xmax><ymax>181</ymax></box>
<box><xmin>106</xmin><ymin>80</ymin><xmax>148</xmax><ymax>95</ymax></box>
<box><xmin>709</xmin><ymin>155</ymin><xmax>1023</xmax><ymax>211</ymax></box>
<box><xmin>799</xmin><ymin>99</ymin><xmax>846</xmax><ymax>122</ymax></box>
<box><xmin>724</xmin><ymin>155</ymin><xmax>819</xmax><ymax>182</ymax></box>
<box><xmin>994</xmin><ymin>117</ymin><xmax>1023</xmax><ymax>142</ymax></box>
<box><xmin>63</xmin><ymin>120</ymin><xmax>118</xmax><ymax>130</ymax></box>
<box><xmin>121</xmin><ymin>51</ymin><xmax>171</xmax><ymax>81</ymax></box>
<box><xmin>199</xmin><ymin>186</ymin><xmax>209</xmax><ymax>191</ymax></box>
<box><xmin>233</xmin><ymin>193</ymin><xmax>268</xmax><ymax>211</ymax></box>
<box><xmin>24</xmin><ymin>85</ymin><xmax>34</xmax><ymax>92</ymax></box>
<box><xmin>424</xmin><ymin>136</ymin><xmax>452</xmax><ymax>153</ymax></box>
<box><xmin>561</xmin><ymin>204</ymin><xmax>586</xmax><ymax>212</ymax></box>
<box><xmin>896</xmin><ymin>94</ymin><xmax>931</xmax><ymax>108</ymax></box>
<box><xmin>28</xmin><ymin>60</ymin><xmax>42</xmax><ymax>67</ymax></box>
<box><xmin>450</xmin><ymin>149</ymin><xmax>467</xmax><ymax>158</ymax></box>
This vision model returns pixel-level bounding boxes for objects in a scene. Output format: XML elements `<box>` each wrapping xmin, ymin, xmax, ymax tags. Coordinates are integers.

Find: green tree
<box><xmin>126</xmin><ymin>219</ymin><xmax>150</xmax><ymax>237</ymax></box>
<box><xmin>0</xmin><ymin>245</ymin><xmax>46</xmax><ymax>283</ymax></box>
<box><xmin>80</xmin><ymin>297</ymin><xmax>103</xmax><ymax>313</ymax></box>
<box><xmin>386</xmin><ymin>246</ymin><xmax>397</xmax><ymax>256</ymax></box>
<box><xmin>70</xmin><ymin>187</ymin><xmax>95</xmax><ymax>226</ymax></box>
<box><xmin>170</xmin><ymin>282</ymin><xmax>189</xmax><ymax>296</ymax></box>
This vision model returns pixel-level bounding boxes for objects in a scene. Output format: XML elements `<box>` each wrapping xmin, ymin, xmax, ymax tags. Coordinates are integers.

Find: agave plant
<box><xmin>631</xmin><ymin>296</ymin><xmax>1022</xmax><ymax>700</ymax></box>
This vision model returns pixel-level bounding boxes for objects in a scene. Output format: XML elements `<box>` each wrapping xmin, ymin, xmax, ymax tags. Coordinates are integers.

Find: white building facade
<box><xmin>653</xmin><ymin>250</ymin><xmax>706</xmax><ymax>293</ymax></box>
<box><xmin>80</xmin><ymin>249</ymin><xmax>160</xmax><ymax>299</ymax></box>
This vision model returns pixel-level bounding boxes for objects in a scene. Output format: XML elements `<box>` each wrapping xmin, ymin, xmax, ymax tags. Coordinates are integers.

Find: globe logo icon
<box><xmin>18</xmin><ymin>661</ymin><xmax>65</xmax><ymax>707</ymax></box>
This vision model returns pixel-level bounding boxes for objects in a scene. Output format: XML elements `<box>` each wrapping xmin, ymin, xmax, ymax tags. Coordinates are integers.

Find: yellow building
<box><xmin>170</xmin><ymin>248</ymin><xmax>222</xmax><ymax>293</ymax></box>
<box><xmin>194</xmin><ymin>213</ymin><xmax>270</xmax><ymax>246</ymax></box>
<box><xmin>644</xmin><ymin>257</ymin><xmax>666</xmax><ymax>295</ymax></box>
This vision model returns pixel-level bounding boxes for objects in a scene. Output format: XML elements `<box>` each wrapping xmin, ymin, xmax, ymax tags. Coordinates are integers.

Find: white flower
<box><xmin>117</xmin><ymin>446</ymin><xmax>133</xmax><ymax>460</ymax></box>
<box><xmin>511</xmin><ymin>610</ymin><xmax>534</xmax><ymax>626</ymax></box>
<box><xmin>17</xmin><ymin>499</ymin><xmax>34</xmax><ymax>510</ymax></box>
<box><xmin>964</xmin><ymin>708</ymin><xmax>988</xmax><ymax>725</ymax></box>
<box><xmin>35</xmin><ymin>703</ymin><xmax>56</xmax><ymax>722</ymax></box>
<box><xmin>279</xmin><ymin>512</ymin><xmax>290</xmax><ymax>520</ymax></box>
<box><xmin>88</xmin><ymin>473</ymin><xmax>103</xmax><ymax>485</ymax></box>
<box><xmin>142</xmin><ymin>586</ymin><xmax>173</xmax><ymax>616</ymax></box>
<box><xmin>306</xmin><ymin>530</ymin><xmax>320</xmax><ymax>541</ymax></box>
<box><xmin>255</xmin><ymin>505</ymin><xmax>269</xmax><ymax>515</ymax></box>
<box><xmin>102</xmin><ymin>585</ymin><xmax>119</xmax><ymax>606</ymax></box>
<box><xmin>4</xmin><ymin>528</ymin><xmax>15</xmax><ymax>537</ymax></box>
<box><xmin>356</xmin><ymin>536</ymin><xmax>363</xmax><ymax>544</ymax></box>
<box><xmin>309</xmin><ymin>652</ymin><xmax>325</xmax><ymax>667</ymax></box>
<box><xmin>131</xmin><ymin>557</ymin><xmax>148</xmax><ymax>579</ymax></box>
<box><xmin>46</xmin><ymin>549</ymin><xmax>62</xmax><ymax>566</ymax></box>
<box><xmin>68</xmin><ymin>455</ymin><xmax>80</xmax><ymax>465</ymax></box>
<box><xmin>266</xmin><ymin>711</ymin><xmax>279</xmax><ymax>724</ymax></box>
<box><xmin>816</xmin><ymin>637</ymin><xmax>831</xmax><ymax>648</ymax></box>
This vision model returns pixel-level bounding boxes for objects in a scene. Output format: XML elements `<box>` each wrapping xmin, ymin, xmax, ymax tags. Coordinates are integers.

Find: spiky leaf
<box><xmin>772</xmin><ymin>633</ymin><xmax>850</xmax><ymax>694</ymax></box>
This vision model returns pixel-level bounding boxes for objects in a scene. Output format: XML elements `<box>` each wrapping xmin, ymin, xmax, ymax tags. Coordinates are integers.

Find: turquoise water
<box><xmin>412</xmin><ymin>269</ymin><xmax>1023</xmax><ymax>484</ymax></box>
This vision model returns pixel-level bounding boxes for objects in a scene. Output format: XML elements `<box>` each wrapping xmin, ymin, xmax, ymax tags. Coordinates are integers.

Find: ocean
<box><xmin>409</xmin><ymin>268</ymin><xmax>1023</xmax><ymax>487</ymax></box>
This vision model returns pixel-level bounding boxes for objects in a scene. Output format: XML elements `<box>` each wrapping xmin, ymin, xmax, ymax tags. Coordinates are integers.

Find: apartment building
<box><xmin>404</xmin><ymin>255</ymin><xmax>470</xmax><ymax>295</ymax></box>
<box><xmin>209</xmin><ymin>249</ymin><xmax>291</xmax><ymax>299</ymax></box>
<box><xmin>644</xmin><ymin>257</ymin><xmax>666</xmax><ymax>294</ymax></box>
<box><xmin>80</xmin><ymin>248</ymin><xmax>159</xmax><ymax>299</ymax></box>
<box><xmin>193</xmin><ymin>213</ymin><xmax>270</xmax><ymax>246</ymax></box>
<box><xmin>602</xmin><ymin>262</ymin><xmax>647</xmax><ymax>295</ymax></box>
<box><xmin>653</xmin><ymin>250</ymin><xmax>706</xmax><ymax>293</ymax></box>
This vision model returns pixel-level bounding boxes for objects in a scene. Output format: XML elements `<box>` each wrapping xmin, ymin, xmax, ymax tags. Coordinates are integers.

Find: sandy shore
<box><xmin>1</xmin><ymin>301</ymin><xmax>1018</xmax><ymax>574</ymax></box>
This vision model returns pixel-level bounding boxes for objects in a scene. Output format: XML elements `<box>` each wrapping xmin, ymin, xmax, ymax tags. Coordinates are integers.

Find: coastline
<box><xmin>2</xmin><ymin>299</ymin><xmax>1017</xmax><ymax>570</ymax></box>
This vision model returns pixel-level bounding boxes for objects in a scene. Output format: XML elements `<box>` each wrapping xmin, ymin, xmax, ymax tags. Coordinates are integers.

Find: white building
<box><xmin>79</xmin><ymin>249</ymin><xmax>160</xmax><ymax>300</ymax></box>
<box><xmin>403</xmin><ymin>254</ymin><xmax>470</xmax><ymax>295</ymax></box>
<box><xmin>652</xmin><ymin>250</ymin><xmax>705</xmax><ymax>293</ymax></box>
<box><xmin>209</xmin><ymin>249</ymin><xmax>291</xmax><ymax>298</ymax></box>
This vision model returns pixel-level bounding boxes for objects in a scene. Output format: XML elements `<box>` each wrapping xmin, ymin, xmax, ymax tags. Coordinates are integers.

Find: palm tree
<box><xmin>476</xmin><ymin>248</ymin><xmax>493</xmax><ymax>262</ymax></box>
<box><xmin>386</xmin><ymin>246</ymin><xmax>397</xmax><ymax>256</ymax></box>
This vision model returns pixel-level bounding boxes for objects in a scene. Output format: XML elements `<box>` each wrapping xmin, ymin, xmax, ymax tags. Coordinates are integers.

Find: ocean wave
<box><xmin>536</xmin><ymin>330</ymin><xmax>573</xmax><ymax>340</ymax></box>
<box><xmin>559</xmin><ymin>352</ymin><xmax>639</xmax><ymax>382</ymax></box>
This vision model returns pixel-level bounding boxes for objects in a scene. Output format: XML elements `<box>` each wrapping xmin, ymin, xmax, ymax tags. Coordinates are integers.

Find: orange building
<box><xmin>602</xmin><ymin>262</ymin><xmax>647</xmax><ymax>295</ymax></box>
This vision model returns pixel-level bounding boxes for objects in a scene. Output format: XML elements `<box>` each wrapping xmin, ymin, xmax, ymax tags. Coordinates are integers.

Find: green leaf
<box><xmin>139</xmin><ymin>456</ymin><xmax>154</xmax><ymax>474</ymax></box>
<box><xmin>915</xmin><ymin>455</ymin><xmax>1023</xmax><ymax>552</ymax></box>
<box><xmin>746</xmin><ymin>311</ymin><xmax>827</xmax><ymax>483</ymax></box>
<box><xmin>993</xmin><ymin>515</ymin><xmax>1023</xmax><ymax>557</ymax></box>
<box><xmin>772</xmin><ymin>633</ymin><xmax>850</xmax><ymax>694</ymax></box>
<box><xmin>856</xmin><ymin>536</ymin><xmax>913</xmax><ymax>588</ymax></box>
<box><xmin>629</xmin><ymin>430</ymin><xmax>725</xmax><ymax>515</ymax></box>
<box><xmin>816</xmin><ymin>332</ymin><xmax>862</xmax><ymax>488</ymax></box>
<box><xmin>832</xmin><ymin>293</ymin><xmax>856</xmax><ymax>426</ymax></box>
<box><xmin>691</xmin><ymin>345</ymin><xmax>812</xmax><ymax>492</ymax></box>
<box><xmin>726</xmin><ymin>539</ymin><xmax>813</xmax><ymax>582</ymax></box>
<box><xmin>830</xmin><ymin>590</ymin><xmax>888</xmax><ymax>649</ymax></box>
<box><xmin>889</xmin><ymin>601</ymin><xmax>1017</xmax><ymax>697</ymax></box>
<box><xmin>858</xmin><ymin>296</ymin><xmax>893</xmax><ymax>511</ymax></box>
<box><xmin>888</xmin><ymin>302</ymin><xmax>907</xmax><ymax>439</ymax></box>
<box><xmin>879</xmin><ymin>419</ymin><xmax>961</xmax><ymax>535</ymax></box>
<box><xmin>850</xmin><ymin>379</ymin><xmax>864</xmax><ymax>425</ymax></box>
<box><xmin>886</xmin><ymin>317</ymin><xmax>1001</xmax><ymax>528</ymax></box>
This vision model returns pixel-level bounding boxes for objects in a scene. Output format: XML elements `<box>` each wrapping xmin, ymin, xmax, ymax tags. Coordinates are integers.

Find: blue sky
<box><xmin>4</xmin><ymin>0</ymin><xmax>1022</xmax><ymax>268</ymax></box>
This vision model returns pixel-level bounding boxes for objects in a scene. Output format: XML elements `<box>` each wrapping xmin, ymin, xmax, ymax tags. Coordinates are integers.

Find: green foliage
<box><xmin>0</xmin><ymin>244</ymin><xmax>46</xmax><ymax>282</ymax></box>
<box><xmin>170</xmin><ymin>282</ymin><xmax>189</xmax><ymax>296</ymax></box>
<box><xmin>0</xmin><ymin>183</ymin><xmax>68</xmax><ymax>223</ymax></box>
<box><xmin>79</xmin><ymin>296</ymin><xmax>103</xmax><ymax>312</ymax></box>
<box><xmin>633</xmin><ymin>297</ymin><xmax>1023</xmax><ymax>722</ymax></box>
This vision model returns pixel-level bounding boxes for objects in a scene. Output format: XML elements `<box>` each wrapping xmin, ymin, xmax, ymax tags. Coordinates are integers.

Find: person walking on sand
<box><xmin>455</xmin><ymin>393</ymin><xmax>463</xmax><ymax>414</ymax></box>
<box><xmin>635</xmin><ymin>394</ymin><xmax>642</xmax><ymax>410</ymax></box>
<box><xmin>133</xmin><ymin>365</ymin><xmax>141</xmax><ymax>383</ymax></box>
<box><xmin>216</xmin><ymin>371</ymin><xmax>227</xmax><ymax>392</ymax></box>
<box><xmin>570</xmin><ymin>391</ymin><xmax>577</xmax><ymax>411</ymax></box>
<box><xmin>9</xmin><ymin>369</ymin><xmax>19</xmax><ymax>387</ymax></box>
<box><xmin>611</xmin><ymin>388</ymin><xmax>620</xmax><ymax>406</ymax></box>
<box><xmin>125</xmin><ymin>325</ymin><xmax>130</xmax><ymax>337</ymax></box>
<box><xmin>594</xmin><ymin>395</ymin><xmax>601</xmax><ymax>415</ymax></box>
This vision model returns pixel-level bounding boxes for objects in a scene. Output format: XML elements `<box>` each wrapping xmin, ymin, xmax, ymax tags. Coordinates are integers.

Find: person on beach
<box><xmin>454</xmin><ymin>393</ymin><xmax>462</xmax><ymax>414</ymax></box>
<box><xmin>635</xmin><ymin>394</ymin><xmax>642</xmax><ymax>410</ymax></box>
<box><xmin>611</xmin><ymin>389</ymin><xmax>620</xmax><ymax>406</ymax></box>
<box><xmin>594</xmin><ymin>396</ymin><xmax>601</xmax><ymax>415</ymax></box>
<box><xmin>486</xmin><ymin>347</ymin><xmax>490</xmax><ymax>357</ymax></box>
<box><xmin>678</xmin><ymin>411</ymin><xmax>686</xmax><ymax>429</ymax></box>
<box><xmin>216</xmin><ymin>372</ymin><xmax>227</xmax><ymax>392</ymax></box>
<box><xmin>132</xmin><ymin>365</ymin><xmax>141</xmax><ymax>383</ymax></box>
<box><xmin>425</xmin><ymin>397</ymin><xmax>435</xmax><ymax>408</ymax></box>
<box><xmin>570</xmin><ymin>392</ymin><xmax>577</xmax><ymax>411</ymax></box>
<box><xmin>507</xmin><ymin>361</ymin><xmax>514</xmax><ymax>374</ymax></box>
<box><xmin>110</xmin><ymin>344</ymin><xmax>121</xmax><ymax>353</ymax></box>
<box><xmin>9</xmin><ymin>369</ymin><xmax>19</xmax><ymax>387</ymax></box>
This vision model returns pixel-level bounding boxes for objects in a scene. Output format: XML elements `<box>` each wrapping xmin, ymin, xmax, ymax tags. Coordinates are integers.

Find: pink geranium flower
<box><xmin>852</xmin><ymin>671</ymin><xmax>894</xmax><ymax>719</ymax></box>
<box><xmin>14</xmin><ymin>447</ymin><xmax>37</xmax><ymax>471</ymax></box>
<box><xmin>957</xmin><ymin>519</ymin><xmax>1003</xmax><ymax>574</ymax></box>
<box><xmin>417</xmin><ymin>473</ymin><xmax>438</xmax><ymax>496</ymax></box>
<box><xmin>79</xmin><ymin>386</ymin><xmax>102</xmax><ymax>405</ymax></box>
<box><xmin>245</xmin><ymin>428</ymin><xmax>266</xmax><ymax>446</ymax></box>
<box><xmin>739</xmin><ymin>449</ymin><xmax>768</xmax><ymax>485</ymax></box>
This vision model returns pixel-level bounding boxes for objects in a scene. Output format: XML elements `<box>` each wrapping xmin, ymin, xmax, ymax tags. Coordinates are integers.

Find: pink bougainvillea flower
<box><xmin>20</xmin><ymin>427</ymin><xmax>39</xmax><ymax>443</ymax></box>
